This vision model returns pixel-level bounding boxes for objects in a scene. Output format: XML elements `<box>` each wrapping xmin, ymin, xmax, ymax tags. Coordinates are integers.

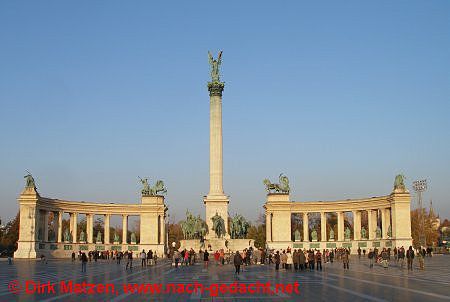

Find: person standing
<box><xmin>308</xmin><ymin>250</ymin><xmax>315</xmax><ymax>271</ymax></box>
<box><xmin>72</xmin><ymin>252</ymin><xmax>76</xmax><ymax>262</ymax></box>
<box><xmin>81</xmin><ymin>252</ymin><xmax>88</xmax><ymax>273</ymax></box>
<box><xmin>398</xmin><ymin>246</ymin><xmax>405</xmax><ymax>269</ymax></box>
<box><xmin>298</xmin><ymin>250</ymin><xmax>306</xmax><ymax>271</ymax></box>
<box><xmin>234</xmin><ymin>251</ymin><xmax>243</xmax><ymax>274</ymax></box>
<box><xmin>417</xmin><ymin>249</ymin><xmax>424</xmax><ymax>270</ymax></box>
<box><xmin>293</xmin><ymin>249</ymin><xmax>299</xmax><ymax>270</ymax></box>
<box><xmin>140</xmin><ymin>250</ymin><xmax>146</xmax><ymax>267</ymax></box>
<box><xmin>406</xmin><ymin>246</ymin><xmax>414</xmax><ymax>271</ymax></box>
<box><xmin>330</xmin><ymin>249</ymin><xmax>334</xmax><ymax>263</ymax></box>
<box><xmin>274</xmin><ymin>251</ymin><xmax>281</xmax><ymax>270</ymax></box>
<box><xmin>286</xmin><ymin>251</ymin><xmax>293</xmax><ymax>270</ymax></box>
<box><xmin>357</xmin><ymin>247</ymin><xmax>362</xmax><ymax>259</ymax></box>
<box><xmin>368</xmin><ymin>249</ymin><xmax>374</xmax><ymax>268</ymax></box>
<box><xmin>315</xmin><ymin>250</ymin><xmax>322</xmax><ymax>271</ymax></box>
<box><xmin>203</xmin><ymin>249</ymin><xmax>209</xmax><ymax>268</ymax></box>
<box><xmin>381</xmin><ymin>248</ymin><xmax>389</xmax><ymax>269</ymax></box>
<box><xmin>126</xmin><ymin>251</ymin><xmax>133</xmax><ymax>270</ymax></box>
<box><xmin>342</xmin><ymin>249</ymin><xmax>349</xmax><ymax>270</ymax></box>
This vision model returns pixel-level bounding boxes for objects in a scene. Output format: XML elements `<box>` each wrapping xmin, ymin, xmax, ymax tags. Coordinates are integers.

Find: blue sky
<box><xmin>0</xmin><ymin>1</ymin><xmax>449</xmax><ymax>224</ymax></box>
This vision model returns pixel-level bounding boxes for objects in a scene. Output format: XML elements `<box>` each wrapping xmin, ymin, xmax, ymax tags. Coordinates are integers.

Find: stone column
<box><xmin>337</xmin><ymin>212</ymin><xmax>344</xmax><ymax>241</ymax></box>
<box><xmin>381</xmin><ymin>208</ymin><xmax>387</xmax><ymax>239</ymax></box>
<box><xmin>353</xmin><ymin>210</ymin><xmax>361</xmax><ymax>240</ymax></box>
<box><xmin>208</xmin><ymin>81</ymin><xmax>225</xmax><ymax>196</ymax></box>
<box><xmin>87</xmin><ymin>214</ymin><xmax>94</xmax><ymax>243</ymax></box>
<box><xmin>122</xmin><ymin>215</ymin><xmax>128</xmax><ymax>244</ymax></box>
<box><xmin>368</xmin><ymin>210</ymin><xmax>375</xmax><ymax>240</ymax></box>
<box><xmin>160</xmin><ymin>215</ymin><xmax>166</xmax><ymax>245</ymax></box>
<box><xmin>104</xmin><ymin>214</ymin><xmax>110</xmax><ymax>244</ymax></box>
<box><xmin>57</xmin><ymin>211</ymin><xmax>64</xmax><ymax>242</ymax></box>
<box><xmin>266</xmin><ymin>212</ymin><xmax>271</xmax><ymax>242</ymax></box>
<box><xmin>385</xmin><ymin>208</ymin><xmax>391</xmax><ymax>236</ymax></box>
<box><xmin>72</xmin><ymin>212</ymin><xmax>78</xmax><ymax>243</ymax></box>
<box><xmin>303</xmin><ymin>213</ymin><xmax>309</xmax><ymax>242</ymax></box>
<box><xmin>320</xmin><ymin>212</ymin><xmax>327</xmax><ymax>241</ymax></box>
<box><xmin>43</xmin><ymin>210</ymin><xmax>49</xmax><ymax>242</ymax></box>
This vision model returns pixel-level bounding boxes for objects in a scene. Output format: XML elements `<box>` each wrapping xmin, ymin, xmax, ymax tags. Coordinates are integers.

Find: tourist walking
<box><xmin>234</xmin><ymin>251</ymin><xmax>243</xmax><ymax>274</ymax></box>
<box><xmin>406</xmin><ymin>246</ymin><xmax>414</xmax><ymax>271</ymax></box>
<box><xmin>381</xmin><ymin>248</ymin><xmax>389</xmax><ymax>269</ymax></box>
<box><xmin>308</xmin><ymin>250</ymin><xmax>315</xmax><ymax>271</ymax></box>
<box><xmin>293</xmin><ymin>250</ymin><xmax>299</xmax><ymax>270</ymax></box>
<box><xmin>342</xmin><ymin>250</ymin><xmax>349</xmax><ymax>270</ymax></box>
<box><xmin>417</xmin><ymin>250</ymin><xmax>424</xmax><ymax>270</ymax></box>
<box><xmin>398</xmin><ymin>246</ymin><xmax>405</xmax><ymax>269</ymax></box>
<box><xmin>81</xmin><ymin>252</ymin><xmax>88</xmax><ymax>272</ymax></box>
<box><xmin>174</xmin><ymin>250</ymin><xmax>180</xmax><ymax>268</ymax></box>
<box><xmin>274</xmin><ymin>251</ymin><xmax>281</xmax><ymax>270</ymax></box>
<box><xmin>298</xmin><ymin>250</ymin><xmax>306</xmax><ymax>271</ymax></box>
<box><xmin>72</xmin><ymin>252</ymin><xmax>76</xmax><ymax>262</ymax></box>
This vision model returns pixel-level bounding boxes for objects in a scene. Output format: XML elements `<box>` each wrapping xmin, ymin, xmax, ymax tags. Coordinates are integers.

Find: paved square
<box><xmin>1</xmin><ymin>255</ymin><xmax>449</xmax><ymax>301</ymax></box>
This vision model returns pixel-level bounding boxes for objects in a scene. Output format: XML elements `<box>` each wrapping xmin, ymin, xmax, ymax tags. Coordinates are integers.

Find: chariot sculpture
<box><xmin>263</xmin><ymin>173</ymin><xmax>290</xmax><ymax>194</ymax></box>
<box><xmin>139</xmin><ymin>177</ymin><xmax>167</xmax><ymax>196</ymax></box>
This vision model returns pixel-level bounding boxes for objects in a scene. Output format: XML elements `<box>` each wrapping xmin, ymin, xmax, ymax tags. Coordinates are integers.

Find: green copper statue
<box><xmin>64</xmin><ymin>229</ymin><xmax>70</xmax><ymax>242</ymax></box>
<box><xmin>24</xmin><ymin>172</ymin><xmax>36</xmax><ymax>189</ymax></box>
<box><xmin>230</xmin><ymin>214</ymin><xmax>250</xmax><ymax>239</ymax></box>
<box><xmin>394</xmin><ymin>174</ymin><xmax>406</xmax><ymax>192</ymax></box>
<box><xmin>311</xmin><ymin>229</ymin><xmax>318</xmax><ymax>241</ymax></box>
<box><xmin>387</xmin><ymin>225</ymin><xmax>392</xmax><ymax>238</ymax></box>
<box><xmin>376</xmin><ymin>226</ymin><xmax>382</xmax><ymax>238</ymax></box>
<box><xmin>329</xmin><ymin>227</ymin><xmax>335</xmax><ymax>240</ymax></box>
<box><xmin>263</xmin><ymin>173</ymin><xmax>290</xmax><ymax>194</ymax></box>
<box><xmin>208</xmin><ymin>51</ymin><xmax>223</xmax><ymax>82</ymax></box>
<box><xmin>96</xmin><ymin>231</ymin><xmax>102</xmax><ymax>243</ymax></box>
<box><xmin>345</xmin><ymin>227</ymin><xmax>351</xmax><ymax>240</ymax></box>
<box><xmin>294</xmin><ymin>229</ymin><xmax>301</xmax><ymax>241</ymax></box>
<box><xmin>131</xmin><ymin>232</ymin><xmax>137</xmax><ymax>244</ymax></box>
<box><xmin>361</xmin><ymin>227</ymin><xmax>367</xmax><ymax>239</ymax></box>
<box><xmin>79</xmin><ymin>230</ymin><xmax>85</xmax><ymax>242</ymax></box>
<box><xmin>114</xmin><ymin>232</ymin><xmax>119</xmax><ymax>243</ymax></box>
<box><xmin>139</xmin><ymin>177</ymin><xmax>167</xmax><ymax>196</ymax></box>
<box><xmin>211</xmin><ymin>212</ymin><xmax>225</xmax><ymax>238</ymax></box>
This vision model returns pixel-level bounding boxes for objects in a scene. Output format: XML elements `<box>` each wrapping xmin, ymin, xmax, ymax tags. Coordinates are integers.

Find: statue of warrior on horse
<box><xmin>263</xmin><ymin>173</ymin><xmax>290</xmax><ymax>194</ymax></box>
<box><xmin>211</xmin><ymin>212</ymin><xmax>226</xmax><ymax>238</ymax></box>
<box><xmin>229</xmin><ymin>214</ymin><xmax>250</xmax><ymax>239</ymax></box>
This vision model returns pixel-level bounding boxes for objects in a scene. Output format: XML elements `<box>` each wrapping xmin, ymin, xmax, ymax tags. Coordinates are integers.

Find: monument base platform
<box><xmin>180</xmin><ymin>238</ymin><xmax>254</xmax><ymax>252</ymax></box>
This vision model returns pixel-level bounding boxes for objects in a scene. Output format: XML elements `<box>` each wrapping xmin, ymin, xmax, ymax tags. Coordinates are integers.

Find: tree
<box><xmin>411</xmin><ymin>208</ymin><xmax>440</xmax><ymax>248</ymax></box>
<box><xmin>0</xmin><ymin>212</ymin><xmax>20</xmax><ymax>254</ymax></box>
<box><xmin>168</xmin><ymin>223</ymin><xmax>183</xmax><ymax>249</ymax></box>
<box><xmin>247</xmin><ymin>213</ymin><xmax>265</xmax><ymax>248</ymax></box>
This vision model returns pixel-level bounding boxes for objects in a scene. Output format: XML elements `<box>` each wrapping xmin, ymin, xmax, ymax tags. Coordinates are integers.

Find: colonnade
<box><xmin>14</xmin><ymin>186</ymin><xmax>167</xmax><ymax>258</ymax></box>
<box><xmin>264</xmin><ymin>189</ymin><xmax>412</xmax><ymax>252</ymax></box>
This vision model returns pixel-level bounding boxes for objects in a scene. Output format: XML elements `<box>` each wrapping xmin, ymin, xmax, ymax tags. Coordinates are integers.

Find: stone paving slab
<box><xmin>0</xmin><ymin>255</ymin><xmax>449</xmax><ymax>301</ymax></box>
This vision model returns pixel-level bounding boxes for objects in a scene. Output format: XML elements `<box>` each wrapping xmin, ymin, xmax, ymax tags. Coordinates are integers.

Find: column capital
<box><xmin>208</xmin><ymin>81</ymin><xmax>225</xmax><ymax>96</ymax></box>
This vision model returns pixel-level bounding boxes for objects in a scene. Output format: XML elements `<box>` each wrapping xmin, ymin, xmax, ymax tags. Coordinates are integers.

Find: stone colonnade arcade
<box><xmin>14</xmin><ymin>186</ymin><xmax>167</xmax><ymax>258</ymax></box>
<box><xmin>264</xmin><ymin>184</ymin><xmax>412</xmax><ymax>253</ymax></box>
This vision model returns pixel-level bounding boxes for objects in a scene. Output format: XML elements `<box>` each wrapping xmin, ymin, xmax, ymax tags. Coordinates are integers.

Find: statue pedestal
<box><xmin>294</xmin><ymin>239</ymin><xmax>301</xmax><ymax>242</ymax></box>
<box><xmin>131</xmin><ymin>241</ymin><xmax>137</xmax><ymax>245</ymax></box>
<box><xmin>96</xmin><ymin>241</ymin><xmax>102</xmax><ymax>244</ymax></box>
<box><xmin>312</xmin><ymin>239</ymin><xmax>318</xmax><ymax>242</ymax></box>
<box><xmin>79</xmin><ymin>241</ymin><xmax>86</xmax><ymax>244</ymax></box>
<box><xmin>329</xmin><ymin>239</ymin><xmax>334</xmax><ymax>242</ymax></box>
<box><xmin>113</xmin><ymin>241</ymin><xmax>119</xmax><ymax>245</ymax></box>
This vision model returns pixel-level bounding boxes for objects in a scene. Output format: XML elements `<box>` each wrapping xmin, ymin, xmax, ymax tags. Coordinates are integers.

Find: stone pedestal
<box><xmin>14</xmin><ymin>187</ymin><xmax>40</xmax><ymax>258</ymax></box>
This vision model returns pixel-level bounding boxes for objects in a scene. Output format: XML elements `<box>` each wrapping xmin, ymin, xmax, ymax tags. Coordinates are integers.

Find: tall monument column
<box><xmin>204</xmin><ymin>51</ymin><xmax>229</xmax><ymax>239</ymax></box>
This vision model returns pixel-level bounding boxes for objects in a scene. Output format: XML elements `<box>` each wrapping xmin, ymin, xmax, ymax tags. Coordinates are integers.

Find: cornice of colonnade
<box><xmin>31</xmin><ymin>196</ymin><xmax>166</xmax><ymax>215</ymax></box>
<box><xmin>264</xmin><ymin>191</ymin><xmax>410</xmax><ymax>212</ymax></box>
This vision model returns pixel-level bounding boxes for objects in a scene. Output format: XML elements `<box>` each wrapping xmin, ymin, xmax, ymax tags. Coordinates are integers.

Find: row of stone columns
<box><xmin>37</xmin><ymin>210</ymin><xmax>132</xmax><ymax>244</ymax></box>
<box><xmin>267</xmin><ymin>208</ymin><xmax>392</xmax><ymax>242</ymax></box>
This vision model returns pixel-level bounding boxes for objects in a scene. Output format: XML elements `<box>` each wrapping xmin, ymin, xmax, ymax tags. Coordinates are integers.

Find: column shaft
<box><xmin>72</xmin><ymin>213</ymin><xmax>78</xmax><ymax>243</ymax></box>
<box><xmin>321</xmin><ymin>212</ymin><xmax>327</xmax><ymax>241</ymax></box>
<box><xmin>381</xmin><ymin>208</ymin><xmax>387</xmax><ymax>239</ymax></box>
<box><xmin>160</xmin><ymin>215</ymin><xmax>165</xmax><ymax>245</ymax></box>
<box><xmin>122</xmin><ymin>215</ymin><xmax>128</xmax><ymax>244</ymax></box>
<box><xmin>266</xmin><ymin>212</ymin><xmax>271</xmax><ymax>242</ymax></box>
<box><xmin>353</xmin><ymin>210</ymin><xmax>361</xmax><ymax>240</ymax></box>
<box><xmin>43</xmin><ymin>211</ymin><xmax>49</xmax><ymax>242</ymax></box>
<box><xmin>104</xmin><ymin>214</ymin><xmax>110</xmax><ymax>244</ymax></box>
<box><xmin>337</xmin><ymin>212</ymin><xmax>344</xmax><ymax>241</ymax></box>
<box><xmin>209</xmin><ymin>94</ymin><xmax>224</xmax><ymax>195</ymax></box>
<box><xmin>368</xmin><ymin>210</ymin><xmax>375</xmax><ymax>240</ymax></box>
<box><xmin>87</xmin><ymin>214</ymin><xmax>94</xmax><ymax>243</ymax></box>
<box><xmin>303</xmin><ymin>213</ymin><xmax>309</xmax><ymax>242</ymax></box>
<box><xmin>57</xmin><ymin>211</ymin><xmax>63</xmax><ymax>243</ymax></box>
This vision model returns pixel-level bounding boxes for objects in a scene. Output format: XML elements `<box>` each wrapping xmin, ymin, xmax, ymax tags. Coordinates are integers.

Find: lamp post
<box><xmin>413</xmin><ymin>179</ymin><xmax>427</xmax><ymax>248</ymax></box>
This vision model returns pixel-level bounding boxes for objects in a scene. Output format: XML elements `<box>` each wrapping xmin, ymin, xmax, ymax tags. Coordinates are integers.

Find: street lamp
<box><xmin>413</xmin><ymin>179</ymin><xmax>427</xmax><ymax>248</ymax></box>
